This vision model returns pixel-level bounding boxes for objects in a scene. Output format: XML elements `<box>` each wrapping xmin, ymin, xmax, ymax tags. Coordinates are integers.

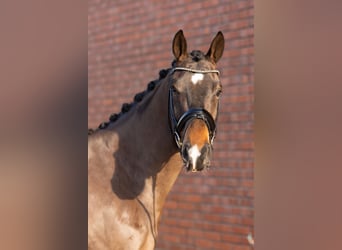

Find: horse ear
<box><xmin>172</xmin><ymin>30</ymin><xmax>188</xmax><ymax>61</ymax></box>
<box><xmin>206</xmin><ymin>31</ymin><xmax>225</xmax><ymax>63</ymax></box>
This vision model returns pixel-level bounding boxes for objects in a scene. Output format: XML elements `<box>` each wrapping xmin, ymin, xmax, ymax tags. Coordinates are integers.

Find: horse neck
<box><xmin>116</xmin><ymin>76</ymin><xmax>177</xmax><ymax>164</ymax></box>
<box><xmin>113</xmin><ymin>75</ymin><xmax>183</xmax><ymax>220</ymax></box>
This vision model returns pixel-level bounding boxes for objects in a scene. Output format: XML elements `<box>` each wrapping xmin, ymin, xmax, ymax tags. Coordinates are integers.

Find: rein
<box><xmin>168</xmin><ymin>67</ymin><xmax>220</xmax><ymax>149</ymax></box>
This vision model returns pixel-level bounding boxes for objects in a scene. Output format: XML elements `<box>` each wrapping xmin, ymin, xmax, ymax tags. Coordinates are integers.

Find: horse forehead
<box><xmin>191</xmin><ymin>73</ymin><xmax>204</xmax><ymax>85</ymax></box>
<box><xmin>178</xmin><ymin>72</ymin><xmax>218</xmax><ymax>88</ymax></box>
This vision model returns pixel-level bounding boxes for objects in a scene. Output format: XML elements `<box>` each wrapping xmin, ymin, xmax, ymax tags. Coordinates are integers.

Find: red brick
<box><xmin>222</xmin><ymin>234</ymin><xmax>248</xmax><ymax>244</ymax></box>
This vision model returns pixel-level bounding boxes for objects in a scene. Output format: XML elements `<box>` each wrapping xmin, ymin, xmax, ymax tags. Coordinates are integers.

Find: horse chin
<box><xmin>184</xmin><ymin>162</ymin><xmax>196</xmax><ymax>172</ymax></box>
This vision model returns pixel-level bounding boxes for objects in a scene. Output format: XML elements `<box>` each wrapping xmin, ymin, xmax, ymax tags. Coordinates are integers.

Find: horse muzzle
<box><xmin>181</xmin><ymin>142</ymin><xmax>212</xmax><ymax>172</ymax></box>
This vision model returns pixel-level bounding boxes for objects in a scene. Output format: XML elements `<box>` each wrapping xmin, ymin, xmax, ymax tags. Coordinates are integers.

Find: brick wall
<box><xmin>88</xmin><ymin>0</ymin><xmax>254</xmax><ymax>249</ymax></box>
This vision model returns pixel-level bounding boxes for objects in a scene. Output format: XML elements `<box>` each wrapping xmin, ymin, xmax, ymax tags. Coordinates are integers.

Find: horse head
<box><xmin>168</xmin><ymin>30</ymin><xmax>225</xmax><ymax>172</ymax></box>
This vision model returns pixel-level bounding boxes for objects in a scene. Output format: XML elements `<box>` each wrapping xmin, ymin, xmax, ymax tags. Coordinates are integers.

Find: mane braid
<box><xmin>88</xmin><ymin>68</ymin><xmax>171</xmax><ymax>135</ymax></box>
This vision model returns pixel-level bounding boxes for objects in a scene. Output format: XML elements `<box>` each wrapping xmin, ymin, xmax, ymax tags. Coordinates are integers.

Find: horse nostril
<box><xmin>200</xmin><ymin>144</ymin><xmax>212</xmax><ymax>168</ymax></box>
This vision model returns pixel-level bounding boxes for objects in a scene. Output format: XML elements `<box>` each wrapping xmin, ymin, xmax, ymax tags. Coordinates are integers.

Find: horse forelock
<box><xmin>171</xmin><ymin>50</ymin><xmax>208</xmax><ymax>67</ymax></box>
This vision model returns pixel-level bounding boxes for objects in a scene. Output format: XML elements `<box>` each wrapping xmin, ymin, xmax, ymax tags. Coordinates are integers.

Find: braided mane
<box><xmin>88</xmin><ymin>68</ymin><xmax>171</xmax><ymax>135</ymax></box>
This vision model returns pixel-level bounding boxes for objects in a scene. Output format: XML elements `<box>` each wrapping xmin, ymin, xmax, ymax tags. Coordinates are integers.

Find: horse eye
<box><xmin>215</xmin><ymin>88</ymin><xmax>222</xmax><ymax>97</ymax></box>
<box><xmin>171</xmin><ymin>86</ymin><xmax>180</xmax><ymax>94</ymax></box>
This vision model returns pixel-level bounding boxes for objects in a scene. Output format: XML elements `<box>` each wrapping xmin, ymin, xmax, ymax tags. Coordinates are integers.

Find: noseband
<box><xmin>168</xmin><ymin>67</ymin><xmax>220</xmax><ymax>149</ymax></box>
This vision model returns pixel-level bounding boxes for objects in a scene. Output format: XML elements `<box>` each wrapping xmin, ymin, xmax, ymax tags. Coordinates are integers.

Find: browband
<box><xmin>170</xmin><ymin>67</ymin><xmax>220</xmax><ymax>75</ymax></box>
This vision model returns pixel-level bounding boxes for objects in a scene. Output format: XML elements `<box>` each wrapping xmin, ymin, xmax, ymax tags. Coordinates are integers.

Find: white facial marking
<box><xmin>191</xmin><ymin>73</ymin><xmax>204</xmax><ymax>85</ymax></box>
<box><xmin>188</xmin><ymin>144</ymin><xmax>201</xmax><ymax>171</ymax></box>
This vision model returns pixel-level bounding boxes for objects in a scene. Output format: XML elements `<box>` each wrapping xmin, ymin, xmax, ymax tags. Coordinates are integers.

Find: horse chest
<box><xmin>89</xmin><ymin>201</ymin><xmax>155</xmax><ymax>250</ymax></box>
<box><xmin>114</xmin><ymin>202</ymin><xmax>156</xmax><ymax>250</ymax></box>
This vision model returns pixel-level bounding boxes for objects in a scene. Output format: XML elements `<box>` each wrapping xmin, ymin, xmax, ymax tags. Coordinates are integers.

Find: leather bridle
<box><xmin>168</xmin><ymin>67</ymin><xmax>220</xmax><ymax>149</ymax></box>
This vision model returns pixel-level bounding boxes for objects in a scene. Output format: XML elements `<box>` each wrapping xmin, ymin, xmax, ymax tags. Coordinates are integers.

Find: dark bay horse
<box><xmin>88</xmin><ymin>30</ymin><xmax>224</xmax><ymax>250</ymax></box>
